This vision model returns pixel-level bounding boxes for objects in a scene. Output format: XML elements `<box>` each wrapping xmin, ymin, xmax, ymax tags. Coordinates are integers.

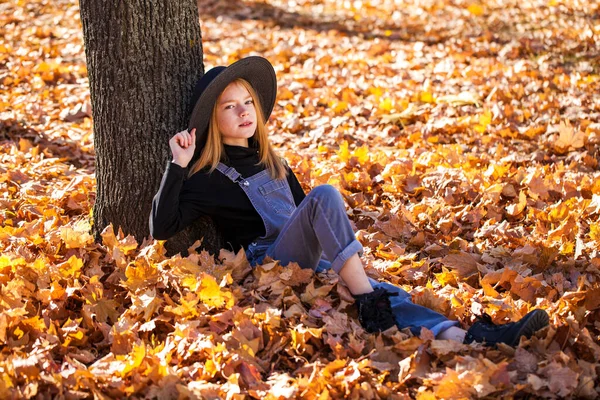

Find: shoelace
<box><xmin>464</xmin><ymin>313</ymin><xmax>496</xmax><ymax>344</ymax></box>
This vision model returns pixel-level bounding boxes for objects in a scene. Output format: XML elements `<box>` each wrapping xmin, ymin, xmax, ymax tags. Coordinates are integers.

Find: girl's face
<box><xmin>215</xmin><ymin>81</ymin><xmax>257</xmax><ymax>147</ymax></box>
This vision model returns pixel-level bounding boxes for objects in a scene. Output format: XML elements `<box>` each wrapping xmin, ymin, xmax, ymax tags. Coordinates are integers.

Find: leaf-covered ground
<box><xmin>1</xmin><ymin>0</ymin><xmax>600</xmax><ymax>398</ymax></box>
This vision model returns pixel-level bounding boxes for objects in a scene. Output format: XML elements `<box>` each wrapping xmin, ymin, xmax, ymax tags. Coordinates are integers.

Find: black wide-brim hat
<box><xmin>188</xmin><ymin>56</ymin><xmax>277</xmax><ymax>152</ymax></box>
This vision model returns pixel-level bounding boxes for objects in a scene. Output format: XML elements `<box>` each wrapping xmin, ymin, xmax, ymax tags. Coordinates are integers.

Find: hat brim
<box><xmin>188</xmin><ymin>56</ymin><xmax>277</xmax><ymax>153</ymax></box>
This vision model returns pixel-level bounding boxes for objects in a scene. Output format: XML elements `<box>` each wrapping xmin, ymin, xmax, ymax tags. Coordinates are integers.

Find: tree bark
<box><xmin>80</xmin><ymin>0</ymin><xmax>221</xmax><ymax>255</ymax></box>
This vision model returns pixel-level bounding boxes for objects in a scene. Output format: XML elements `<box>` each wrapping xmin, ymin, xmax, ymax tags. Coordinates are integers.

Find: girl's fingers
<box><xmin>176</xmin><ymin>134</ymin><xmax>186</xmax><ymax>148</ymax></box>
<box><xmin>171</xmin><ymin>129</ymin><xmax>195</xmax><ymax>149</ymax></box>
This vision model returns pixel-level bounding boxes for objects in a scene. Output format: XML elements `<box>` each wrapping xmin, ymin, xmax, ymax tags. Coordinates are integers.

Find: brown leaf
<box><xmin>553</xmin><ymin>120</ymin><xmax>585</xmax><ymax>153</ymax></box>
<box><xmin>279</xmin><ymin>262</ymin><xmax>313</xmax><ymax>286</ymax></box>
<box><xmin>540</xmin><ymin>361</ymin><xmax>579</xmax><ymax>397</ymax></box>
<box><xmin>441</xmin><ymin>252</ymin><xmax>479</xmax><ymax>278</ymax></box>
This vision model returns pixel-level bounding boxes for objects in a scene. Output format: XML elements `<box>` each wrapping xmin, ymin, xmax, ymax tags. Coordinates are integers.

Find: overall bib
<box><xmin>215</xmin><ymin>162</ymin><xmax>459</xmax><ymax>336</ymax></box>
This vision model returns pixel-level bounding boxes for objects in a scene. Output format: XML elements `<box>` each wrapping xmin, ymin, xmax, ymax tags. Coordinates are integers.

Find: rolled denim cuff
<box><xmin>330</xmin><ymin>239</ymin><xmax>363</xmax><ymax>274</ymax></box>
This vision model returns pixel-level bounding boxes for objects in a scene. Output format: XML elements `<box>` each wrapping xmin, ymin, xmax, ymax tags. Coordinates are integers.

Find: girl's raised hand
<box><xmin>169</xmin><ymin>128</ymin><xmax>196</xmax><ymax>168</ymax></box>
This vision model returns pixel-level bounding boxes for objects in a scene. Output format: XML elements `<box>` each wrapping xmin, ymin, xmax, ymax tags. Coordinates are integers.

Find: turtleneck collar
<box><xmin>223</xmin><ymin>144</ymin><xmax>258</xmax><ymax>159</ymax></box>
<box><xmin>223</xmin><ymin>136</ymin><xmax>260</xmax><ymax>161</ymax></box>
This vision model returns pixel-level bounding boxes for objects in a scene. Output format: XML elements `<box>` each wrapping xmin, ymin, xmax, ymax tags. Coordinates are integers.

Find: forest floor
<box><xmin>1</xmin><ymin>0</ymin><xmax>600</xmax><ymax>398</ymax></box>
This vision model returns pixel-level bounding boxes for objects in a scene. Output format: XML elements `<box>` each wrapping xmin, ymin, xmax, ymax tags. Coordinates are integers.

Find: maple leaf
<box><xmin>58</xmin><ymin>255</ymin><xmax>84</xmax><ymax>279</ymax></box>
<box><xmin>60</xmin><ymin>218</ymin><xmax>93</xmax><ymax>249</ymax></box>
<box><xmin>322</xmin><ymin>310</ymin><xmax>350</xmax><ymax>336</ymax></box>
<box><xmin>279</xmin><ymin>262</ymin><xmax>313</xmax><ymax>286</ymax></box>
<box><xmin>540</xmin><ymin>360</ymin><xmax>579</xmax><ymax>397</ymax></box>
<box><xmin>300</xmin><ymin>281</ymin><xmax>334</xmax><ymax>306</ymax></box>
<box><xmin>82</xmin><ymin>298</ymin><xmax>120</xmax><ymax>325</ymax></box>
<box><xmin>198</xmin><ymin>273</ymin><xmax>234</xmax><ymax>309</ymax></box>
<box><xmin>122</xmin><ymin>258</ymin><xmax>159</xmax><ymax>293</ymax></box>
<box><xmin>4</xmin><ymin>0</ymin><xmax>600</xmax><ymax>396</ymax></box>
<box><xmin>553</xmin><ymin>120</ymin><xmax>585</xmax><ymax>153</ymax></box>
<box><xmin>130</xmin><ymin>288</ymin><xmax>163</xmax><ymax>322</ymax></box>
<box><xmin>441</xmin><ymin>252</ymin><xmax>479</xmax><ymax>279</ymax></box>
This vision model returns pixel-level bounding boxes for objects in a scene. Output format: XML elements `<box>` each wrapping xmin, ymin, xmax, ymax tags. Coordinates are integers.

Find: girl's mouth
<box><xmin>239</xmin><ymin>122</ymin><xmax>253</xmax><ymax>127</ymax></box>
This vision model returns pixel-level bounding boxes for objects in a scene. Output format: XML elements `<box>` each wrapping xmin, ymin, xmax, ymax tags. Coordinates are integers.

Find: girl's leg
<box><xmin>266</xmin><ymin>184</ymin><xmax>371</xmax><ymax>295</ymax></box>
<box><xmin>266</xmin><ymin>184</ymin><xmax>459</xmax><ymax>333</ymax></box>
<box><xmin>338</xmin><ymin>253</ymin><xmax>373</xmax><ymax>295</ymax></box>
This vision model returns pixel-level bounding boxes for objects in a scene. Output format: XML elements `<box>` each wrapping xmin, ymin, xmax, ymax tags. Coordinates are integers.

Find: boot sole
<box><xmin>510</xmin><ymin>309</ymin><xmax>549</xmax><ymax>346</ymax></box>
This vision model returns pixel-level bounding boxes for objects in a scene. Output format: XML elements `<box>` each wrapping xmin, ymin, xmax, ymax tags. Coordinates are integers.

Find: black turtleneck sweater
<box><xmin>150</xmin><ymin>144</ymin><xmax>306</xmax><ymax>251</ymax></box>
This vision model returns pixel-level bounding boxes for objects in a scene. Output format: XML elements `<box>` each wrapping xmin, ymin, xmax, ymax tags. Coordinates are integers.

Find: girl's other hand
<box><xmin>169</xmin><ymin>128</ymin><xmax>196</xmax><ymax>168</ymax></box>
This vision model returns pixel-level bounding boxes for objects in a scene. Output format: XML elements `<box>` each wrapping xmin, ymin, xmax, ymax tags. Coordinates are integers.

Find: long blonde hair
<box><xmin>189</xmin><ymin>79</ymin><xmax>286</xmax><ymax>180</ymax></box>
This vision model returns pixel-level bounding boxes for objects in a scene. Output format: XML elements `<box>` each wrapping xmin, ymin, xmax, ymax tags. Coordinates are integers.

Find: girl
<box><xmin>150</xmin><ymin>56</ymin><xmax>548</xmax><ymax>346</ymax></box>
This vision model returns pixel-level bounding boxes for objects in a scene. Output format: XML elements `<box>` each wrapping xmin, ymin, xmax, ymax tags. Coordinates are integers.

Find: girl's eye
<box><xmin>245</xmin><ymin>100</ymin><xmax>254</xmax><ymax>105</ymax></box>
<box><xmin>224</xmin><ymin>105</ymin><xmax>234</xmax><ymax>110</ymax></box>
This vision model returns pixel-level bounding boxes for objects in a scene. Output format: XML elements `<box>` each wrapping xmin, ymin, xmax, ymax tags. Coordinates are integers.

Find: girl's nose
<box><xmin>240</xmin><ymin>108</ymin><xmax>249</xmax><ymax>117</ymax></box>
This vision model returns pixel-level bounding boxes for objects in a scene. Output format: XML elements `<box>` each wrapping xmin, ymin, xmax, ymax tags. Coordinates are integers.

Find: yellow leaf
<box><xmin>205</xmin><ymin>359</ymin><xmax>219</xmax><ymax>378</ymax></box>
<box><xmin>475</xmin><ymin>110</ymin><xmax>492</xmax><ymax>133</ymax></box>
<box><xmin>181</xmin><ymin>275</ymin><xmax>198</xmax><ymax>291</ymax></box>
<box><xmin>369</xmin><ymin>86</ymin><xmax>384</xmax><ymax>98</ymax></box>
<box><xmin>337</xmin><ymin>141</ymin><xmax>350</xmax><ymax>163</ymax></box>
<box><xmin>353</xmin><ymin>145</ymin><xmax>369</xmax><ymax>164</ymax></box>
<box><xmin>0</xmin><ymin>255</ymin><xmax>26</xmax><ymax>273</ymax></box>
<box><xmin>198</xmin><ymin>274</ymin><xmax>234</xmax><ymax>309</ymax></box>
<box><xmin>123</xmin><ymin>259</ymin><xmax>158</xmax><ymax>292</ymax></box>
<box><xmin>13</xmin><ymin>326</ymin><xmax>24</xmax><ymax>339</ymax></box>
<box><xmin>121</xmin><ymin>342</ymin><xmax>146</xmax><ymax>376</ymax></box>
<box><xmin>590</xmin><ymin>222</ymin><xmax>600</xmax><ymax>243</ymax></box>
<box><xmin>434</xmin><ymin>267</ymin><xmax>457</xmax><ymax>286</ymax></box>
<box><xmin>420</xmin><ymin>91</ymin><xmax>434</xmax><ymax>103</ymax></box>
<box><xmin>330</xmin><ymin>101</ymin><xmax>348</xmax><ymax>114</ymax></box>
<box><xmin>467</xmin><ymin>3</ymin><xmax>484</xmax><ymax>16</ymax></box>
<box><xmin>59</xmin><ymin>255</ymin><xmax>83</xmax><ymax>278</ymax></box>
<box><xmin>379</xmin><ymin>97</ymin><xmax>393</xmax><ymax>112</ymax></box>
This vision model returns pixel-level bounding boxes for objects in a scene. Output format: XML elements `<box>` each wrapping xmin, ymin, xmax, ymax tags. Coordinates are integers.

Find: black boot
<box><xmin>354</xmin><ymin>288</ymin><xmax>397</xmax><ymax>333</ymax></box>
<box><xmin>464</xmin><ymin>309</ymin><xmax>549</xmax><ymax>347</ymax></box>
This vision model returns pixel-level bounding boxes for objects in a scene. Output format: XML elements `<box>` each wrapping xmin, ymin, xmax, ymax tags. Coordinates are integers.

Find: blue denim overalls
<box><xmin>215</xmin><ymin>162</ymin><xmax>459</xmax><ymax>336</ymax></box>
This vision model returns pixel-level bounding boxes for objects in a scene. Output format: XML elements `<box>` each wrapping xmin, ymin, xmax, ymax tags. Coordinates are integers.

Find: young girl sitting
<box><xmin>150</xmin><ymin>56</ymin><xmax>549</xmax><ymax>346</ymax></box>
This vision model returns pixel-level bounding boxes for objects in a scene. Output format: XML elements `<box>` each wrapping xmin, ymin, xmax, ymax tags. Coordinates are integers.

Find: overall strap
<box><xmin>216</xmin><ymin>162</ymin><xmax>249</xmax><ymax>186</ymax></box>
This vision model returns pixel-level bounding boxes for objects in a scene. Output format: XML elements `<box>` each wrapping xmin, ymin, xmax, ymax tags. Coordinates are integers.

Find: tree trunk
<box><xmin>80</xmin><ymin>0</ymin><xmax>221</xmax><ymax>255</ymax></box>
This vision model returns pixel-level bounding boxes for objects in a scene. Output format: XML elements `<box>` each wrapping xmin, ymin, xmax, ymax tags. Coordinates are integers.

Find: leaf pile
<box><xmin>1</xmin><ymin>0</ymin><xmax>600</xmax><ymax>398</ymax></box>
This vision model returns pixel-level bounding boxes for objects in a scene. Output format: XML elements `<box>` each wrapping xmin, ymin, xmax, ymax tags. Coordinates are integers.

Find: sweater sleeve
<box><xmin>286</xmin><ymin>168</ymin><xmax>306</xmax><ymax>206</ymax></box>
<box><xmin>149</xmin><ymin>162</ymin><xmax>206</xmax><ymax>240</ymax></box>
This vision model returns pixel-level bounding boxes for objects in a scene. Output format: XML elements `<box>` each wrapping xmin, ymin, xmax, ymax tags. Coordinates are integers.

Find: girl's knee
<box><xmin>308</xmin><ymin>184</ymin><xmax>342</xmax><ymax>203</ymax></box>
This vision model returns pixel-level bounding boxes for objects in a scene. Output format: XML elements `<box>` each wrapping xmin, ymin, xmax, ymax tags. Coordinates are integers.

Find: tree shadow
<box><xmin>0</xmin><ymin>118</ymin><xmax>94</xmax><ymax>169</ymax></box>
<box><xmin>197</xmin><ymin>0</ymin><xmax>448</xmax><ymax>43</ymax></box>
<box><xmin>197</xmin><ymin>0</ymin><xmax>600</xmax><ymax>64</ymax></box>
